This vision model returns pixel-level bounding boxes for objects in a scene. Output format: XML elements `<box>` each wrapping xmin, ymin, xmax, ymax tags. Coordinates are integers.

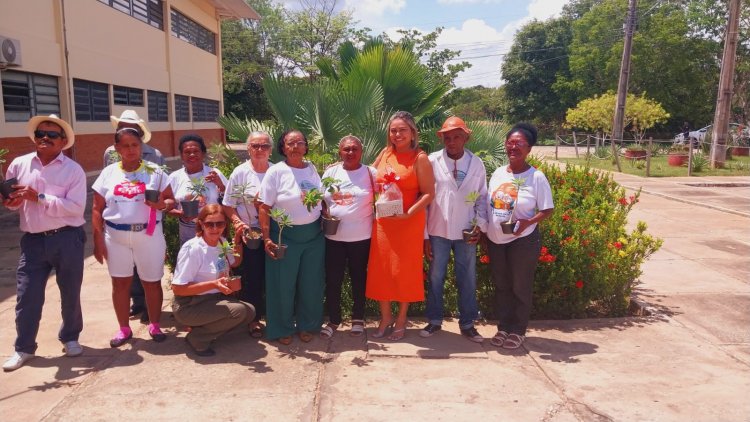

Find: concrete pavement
<box><xmin>1</xmin><ymin>147</ymin><xmax>749</xmax><ymax>421</ymax></box>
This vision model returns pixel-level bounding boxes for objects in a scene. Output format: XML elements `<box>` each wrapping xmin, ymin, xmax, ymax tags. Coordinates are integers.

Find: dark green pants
<box><xmin>265</xmin><ymin>219</ymin><xmax>325</xmax><ymax>340</ymax></box>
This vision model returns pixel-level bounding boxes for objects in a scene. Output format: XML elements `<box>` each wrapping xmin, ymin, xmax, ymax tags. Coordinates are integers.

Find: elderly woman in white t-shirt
<box><xmin>171</xmin><ymin>204</ymin><xmax>255</xmax><ymax>356</ymax></box>
<box><xmin>319</xmin><ymin>136</ymin><xmax>375</xmax><ymax>339</ymax></box>
<box><xmin>92</xmin><ymin>127</ymin><xmax>175</xmax><ymax>348</ymax></box>
<box><xmin>168</xmin><ymin>134</ymin><xmax>227</xmax><ymax>247</ymax></box>
<box><xmin>485</xmin><ymin>122</ymin><xmax>554</xmax><ymax>350</ymax></box>
<box><xmin>259</xmin><ymin>130</ymin><xmax>324</xmax><ymax>345</ymax></box>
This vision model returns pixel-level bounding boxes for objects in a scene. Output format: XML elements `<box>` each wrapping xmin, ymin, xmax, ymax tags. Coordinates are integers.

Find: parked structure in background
<box><xmin>0</xmin><ymin>0</ymin><xmax>260</xmax><ymax>173</ymax></box>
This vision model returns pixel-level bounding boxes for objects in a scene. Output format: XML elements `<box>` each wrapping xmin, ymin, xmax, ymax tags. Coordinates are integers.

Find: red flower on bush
<box><xmin>629</xmin><ymin>194</ymin><xmax>638</xmax><ymax>204</ymax></box>
<box><xmin>562</xmin><ymin>214</ymin><xmax>571</xmax><ymax>221</ymax></box>
<box><xmin>613</xmin><ymin>241</ymin><xmax>623</xmax><ymax>249</ymax></box>
<box><xmin>575</xmin><ymin>280</ymin><xmax>584</xmax><ymax>289</ymax></box>
<box><xmin>540</xmin><ymin>246</ymin><xmax>548</xmax><ymax>255</ymax></box>
<box><xmin>479</xmin><ymin>255</ymin><xmax>490</xmax><ymax>264</ymax></box>
<box><xmin>618</xmin><ymin>197</ymin><xmax>628</xmax><ymax>205</ymax></box>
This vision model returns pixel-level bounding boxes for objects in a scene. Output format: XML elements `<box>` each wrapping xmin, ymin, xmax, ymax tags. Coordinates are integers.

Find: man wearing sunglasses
<box><xmin>103</xmin><ymin>110</ymin><xmax>164</xmax><ymax>323</ymax></box>
<box><xmin>2</xmin><ymin>114</ymin><xmax>87</xmax><ymax>371</ymax></box>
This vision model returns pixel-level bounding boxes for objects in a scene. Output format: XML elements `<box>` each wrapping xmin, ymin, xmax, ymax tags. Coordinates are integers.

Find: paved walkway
<box><xmin>1</xmin><ymin>147</ymin><xmax>748</xmax><ymax>421</ymax></box>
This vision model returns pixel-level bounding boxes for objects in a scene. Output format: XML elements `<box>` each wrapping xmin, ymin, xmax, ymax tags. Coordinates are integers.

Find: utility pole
<box><xmin>610</xmin><ymin>0</ymin><xmax>638</xmax><ymax>173</ymax></box>
<box><xmin>710</xmin><ymin>0</ymin><xmax>741</xmax><ymax>169</ymax></box>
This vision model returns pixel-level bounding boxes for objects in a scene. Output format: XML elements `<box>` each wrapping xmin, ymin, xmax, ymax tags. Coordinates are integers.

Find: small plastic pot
<box><xmin>0</xmin><ymin>177</ymin><xmax>19</xmax><ymax>199</ymax></box>
<box><xmin>321</xmin><ymin>216</ymin><xmax>340</xmax><ymax>235</ymax></box>
<box><xmin>180</xmin><ymin>200</ymin><xmax>200</xmax><ymax>218</ymax></box>
<box><xmin>500</xmin><ymin>221</ymin><xmax>515</xmax><ymax>234</ymax></box>
<box><xmin>144</xmin><ymin>189</ymin><xmax>160</xmax><ymax>202</ymax></box>
<box><xmin>243</xmin><ymin>228</ymin><xmax>263</xmax><ymax>250</ymax></box>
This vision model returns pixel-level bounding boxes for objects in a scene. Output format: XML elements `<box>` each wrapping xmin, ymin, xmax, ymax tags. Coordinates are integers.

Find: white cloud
<box><xmin>437</xmin><ymin>0</ymin><xmax>503</xmax><ymax>3</ymax></box>
<box><xmin>344</xmin><ymin>0</ymin><xmax>406</xmax><ymax>25</ymax></box>
<box><xmin>434</xmin><ymin>19</ymin><xmax>508</xmax><ymax>88</ymax></box>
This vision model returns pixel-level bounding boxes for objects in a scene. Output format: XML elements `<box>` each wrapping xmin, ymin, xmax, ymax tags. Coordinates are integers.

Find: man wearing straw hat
<box><xmin>2</xmin><ymin>114</ymin><xmax>87</xmax><ymax>371</ymax></box>
<box><xmin>103</xmin><ymin>110</ymin><xmax>165</xmax><ymax>322</ymax></box>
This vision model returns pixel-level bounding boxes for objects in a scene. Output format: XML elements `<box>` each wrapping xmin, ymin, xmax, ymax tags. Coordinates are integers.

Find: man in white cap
<box><xmin>421</xmin><ymin>116</ymin><xmax>488</xmax><ymax>343</ymax></box>
<box><xmin>2</xmin><ymin>114</ymin><xmax>87</xmax><ymax>371</ymax></box>
<box><xmin>102</xmin><ymin>110</ymin><xmax>164</xmax><ymax>322</ymax></box>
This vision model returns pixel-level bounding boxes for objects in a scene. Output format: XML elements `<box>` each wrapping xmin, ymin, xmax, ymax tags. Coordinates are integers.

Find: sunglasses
<box><xmin>34</xmin><ymin>130</ymin><xmax>64</xmax><ymax>139</ymax></box>
<box><xmin>249</xmin><ymin>144</ymin><xmax>271</xmax><ymax>150</ymax></box>
<box><xmin>202</xmin><ymin>221</ymin><xmax>226</xmax><ymax>229</ymax></box>
<box><xmin>505</xmin><ymin>141</ymin><xmax>529</xmax><ymax>148</ymax></box>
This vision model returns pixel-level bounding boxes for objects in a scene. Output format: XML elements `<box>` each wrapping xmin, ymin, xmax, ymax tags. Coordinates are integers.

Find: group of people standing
<box><xmin>2</xmin><ymin>109</ymin><xmax>553</xmax><ymax>371</ymax></box>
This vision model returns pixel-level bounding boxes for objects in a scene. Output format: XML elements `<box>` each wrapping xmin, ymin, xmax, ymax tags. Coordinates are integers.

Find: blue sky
<box><xmin>334</xmin><ymin>0</ymin><xmax>570</xmax><ymax>88</ymax></box>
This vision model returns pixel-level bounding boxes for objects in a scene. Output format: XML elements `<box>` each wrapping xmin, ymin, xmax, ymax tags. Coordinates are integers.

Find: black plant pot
<box><xmin>462</xmin><ymin>229</ymin><xmax>475</xmax><ymax>242</ymax></box>
<box><xmin>243</xmin><ymin>228</ymin><xmax>263</xmax><ymax>250</ymax></box>
<box><xmin>0</xmin><ymin>177</ymin><xmax>18</xmax><ymax>199</ymax></box>
<box><xmin>270</xmin><ymin>244</ymin><xmax>288</xmax><ymax>259</ymax></box>
<box><xmin>500</xmin><ymin>221</ymin><xmax>515</xmax><ymax>234</ymax></box>
<box><xmin>180</xmin><ymin>200</ymin><xmax>200</xmax><ymax>218</ymax></box>
<box><xmin>321</xmin><ymin>216</ymin><xmax>340</xmax><ymax>236</ymax></box>
<box><xmin>144</xmin><ymin>189</ymin><xmax>160</xmax><ymax>202</ymax></box>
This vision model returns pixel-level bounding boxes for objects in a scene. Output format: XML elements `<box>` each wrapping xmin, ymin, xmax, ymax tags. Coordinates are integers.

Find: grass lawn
<box><xmin>560</xmin><ymin>154</ymin><xmax>750</xmax><ymax>177</ymax></box>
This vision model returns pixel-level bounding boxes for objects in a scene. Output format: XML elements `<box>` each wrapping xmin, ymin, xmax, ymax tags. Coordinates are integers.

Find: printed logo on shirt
<box><xmin>491</xmin><ymin>183</ymin><xmax>517</xmax><ymax>220</ymax></box>
<box><xmin>114</xmin><ymin>180</ymin><xmax>146</xmax><ymax>199</ymax></box>
<box><xmin>332</xmin><ymin>190</ymin><xmax>354</xmax><ymax>206</ymax></box>
<box><xmin>299</xmin><ymin>180</ymin><xmax>317</xmax><ymax>191</ymax></box>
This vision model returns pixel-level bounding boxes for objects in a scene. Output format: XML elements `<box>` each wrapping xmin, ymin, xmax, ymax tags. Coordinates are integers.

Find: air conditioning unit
<box><xmin>0</xmin><ymin>36</ymin><xmax>22</xmax><ymax>67</ymax></box>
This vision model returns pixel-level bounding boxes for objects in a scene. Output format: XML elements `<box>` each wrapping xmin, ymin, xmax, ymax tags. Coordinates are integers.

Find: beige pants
<box><xmin>173</xmin><ymin>294</ymin><xmax>255</xmax><ymax>350</ymax></box>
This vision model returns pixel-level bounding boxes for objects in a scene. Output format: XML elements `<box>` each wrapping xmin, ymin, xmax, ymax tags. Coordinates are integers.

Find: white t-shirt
<box><xmin>168</xmin><ymin>165</ymin><xmax>227</xmax><ymax>210</ymax></box>
<box><xmin>321</xmin><ymin>163</ymin><xmax>375</xmax><ymax>242</ymax></box>
<box><xmin>222</xmin><ymin>161</ymin><xmax>267</xmax><ymax>228</ymax></box>
<box><xmin>260</xmin><ymin>161</ymin><xmax>322</xmax><ymax>226</ymax></box>
<box><xmin>486</xmin><ymin>165</ymin><xmax>554</xmax><ymax>244</ymax></box>
<box><xmin>171</xmin><ymin>236</ymin><xmax>237</xmax><ymax>295</ymax></box>
<box><xmin>92</xmin><ymin>161</ymin><xmax>170</xmax><ymax>224</ymax></box>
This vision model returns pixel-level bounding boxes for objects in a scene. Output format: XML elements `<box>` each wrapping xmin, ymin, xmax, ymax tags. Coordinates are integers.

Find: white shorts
<box><xmin>104</xmin><ymin>223</ymin><xmax>166</xmax><ymax>281</ymax></box>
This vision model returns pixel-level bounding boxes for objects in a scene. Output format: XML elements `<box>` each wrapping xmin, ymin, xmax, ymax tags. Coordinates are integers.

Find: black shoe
<box><xmin>140</xmin><ymin>311</ymin><xmax>149</xmax><ymax>324</ymax></box>
<box><xmin>419</xmin><ymin>323</ymin><xmax>442</xmax><ymax>338</ymax></box>
<box><xmin>110</xmin><ymin>331</ymin><xmax>133</xmax><ymax>348</ymax></box>
<box><xmin>129</xmin><ymin>306</ymin><xmax>145</xmax><ymax>317</ymax></box>
<box><xmin>149</xmin><ymin>330</ymin><xmax>167</xmax><ymax>343</ymax></box>
<box><xmin>461</xmin><ymin>327</ymin><xmax>484</xmax><ymax>343</ymax></box>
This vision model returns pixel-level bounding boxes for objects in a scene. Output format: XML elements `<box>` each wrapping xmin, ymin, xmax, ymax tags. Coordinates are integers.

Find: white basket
<box><xmin>375</xmin><ymin>199</ymin><xmax>403</xmax><ymax>218</ymax></box>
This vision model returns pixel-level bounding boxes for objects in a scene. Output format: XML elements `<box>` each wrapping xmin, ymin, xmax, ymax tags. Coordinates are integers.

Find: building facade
<box><xmin>0</xmin><ymin>0</ymin><xmax>259</xmax><ymax>173</ymax></box>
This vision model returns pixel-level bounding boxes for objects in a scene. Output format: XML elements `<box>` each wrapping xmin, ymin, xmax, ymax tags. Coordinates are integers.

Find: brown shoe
<box><xmin>278</xmin><ymin>336</ymin><xmax>293</xmax><ymax>345</ymax></box>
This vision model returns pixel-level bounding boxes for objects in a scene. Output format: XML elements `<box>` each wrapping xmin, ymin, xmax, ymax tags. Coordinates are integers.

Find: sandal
<box><xmin>371</xmin><ymin>320</ymin><xmax>394</xmax><ymax>339</ymax></box>
<box><xmin>319</xmin><ymin>323</ymin><xmax>338</xmax><ymax>339</ymax></box>
<box><xmin>298</xmin><ymin>331</ymin><xmax>314</xmax><ymax>343</ymax></box>
<box><xmin>278</xmin><ymin>336</ymin><xmax>293</xmax><ymax>345</ymax></box>
<box><xmin>502</xmin><ymin>333</ymin><xmax>525</xmax><ymax>350</ymax></box>
<box><xmin>249</xmin><ymin>322</ymin><xmax>264</xmax><ymax>339</ymax></box>
<box><xmin>350</xmin><ymin>320</ymin><xmax>365</xmax><ymax>337</ymax></box>
<box><xmin>388</xmin><ymin>328</ymin><xmax>406</xmax><ymax>341</ymax></box>
<box><xmin>490</xmin><ymin>330</ymin><xmax>509</xmax><ymax>348</ymax></box>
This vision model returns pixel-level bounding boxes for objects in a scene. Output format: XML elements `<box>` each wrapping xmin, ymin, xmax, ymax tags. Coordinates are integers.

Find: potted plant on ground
<box><xmin>269</xmin><ymin>208</ymin><xmax>292</xmax><ymax>259</ymax></box>
<box><xmin>218</xmin><ymin>239</ymin><xmax>241</xmax><ymax>292</ymax></box>
<box><xmin>319</xmin><ymin>177</ymin><xmax>342</xmax><ymax>235</ymax></box>
<box><xmin>181</xmin><ymin>177</ymin><xmax>207</xmax><ymax>218</ymax></box>
<box><xmin>501</xmin><ymin>177</ymin><xmax>526</xmax><ymax>234</ymax></box>
<box><xmin>667</xmin><ymin>145</ymin><xmax>689</xmax><ymax>167</ymax></box>
<box><xmin>462</xmin><ymin>190</ymin><xmax>481</xmax><ymax>242</ymax></box>
<box><xmin>143</xmin><ymin>163</ymin><xmax>170</xmax><ymax>202</ymax></box>
<box><xmin>624</xmin><ymin>143</ymin><xmax>647</xmax><ymax>159</ymax></box>
<box><xmin>229</xmin><ymin>182</ymin><xmax>263</xmax><ymax>249</ymax></box>
<box><xmin>0</xmin><ymin>148</ymin><xmax>18</xmax><ymax>200</ymax></box>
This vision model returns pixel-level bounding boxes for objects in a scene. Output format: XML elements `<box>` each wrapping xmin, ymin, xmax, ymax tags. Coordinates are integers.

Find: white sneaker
<box><xmin>63</xmin><ymin>341</ymin><xmax>83</xmax><ymax>357</ymax></box>
<box><xmin>3</xmin><ymin>351</ymin><xmax>35</xmax><ymax>372</ymax></box>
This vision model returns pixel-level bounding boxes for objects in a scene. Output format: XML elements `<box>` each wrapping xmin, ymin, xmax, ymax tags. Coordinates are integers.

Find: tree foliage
<box><xmin>441</xmin><ymin>86</ymin><xmax>504</xmax><ymax>121</ymax></box>
<box><xmin>565</xmin><ymin>91</ymin><xmax>669</xmax><ymax>140</ymax></box>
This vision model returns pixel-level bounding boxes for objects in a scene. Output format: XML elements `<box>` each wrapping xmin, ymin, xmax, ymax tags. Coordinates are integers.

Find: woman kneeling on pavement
<box><xmin>171</xmin><ymin>204</ymin><xmax>255</xmax><ymax>356</ymax></box>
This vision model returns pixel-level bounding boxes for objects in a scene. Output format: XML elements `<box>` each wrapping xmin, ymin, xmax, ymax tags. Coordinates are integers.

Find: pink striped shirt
<box><xmin>5</xmin><ymin>152</ymin><xmax>87</xmax><ymax>233</ymax></box>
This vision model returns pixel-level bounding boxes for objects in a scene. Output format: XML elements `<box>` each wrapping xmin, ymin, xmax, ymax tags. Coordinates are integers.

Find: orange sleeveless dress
<box><xmin>365</xmin><ymin>148</ymin><xmax>426</xmax><ymax>303</ymax></box>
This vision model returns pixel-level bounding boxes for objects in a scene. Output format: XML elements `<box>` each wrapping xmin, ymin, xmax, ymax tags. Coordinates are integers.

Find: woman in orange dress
<box><xmin>366</xmin><ymin>111</ymin><xmax>435</xmax><ymax>341</ymax></box>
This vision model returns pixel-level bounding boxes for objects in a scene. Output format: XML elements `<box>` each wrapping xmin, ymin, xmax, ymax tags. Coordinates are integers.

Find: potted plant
<box><xmin>624</xmin><ymin>143</ymin><xmax>647</xmax><ymax>159</ymax></box>
<box><xmin>181</xmin><ymin>177</ymin><xmax>207</xmax><ymax>218</ymax></box>
<box><xmin>501</xmin><ymin>177</ymin><xmax>526</xmax><ymax>234</ymax></box>
<box><xmin>320</xmin><ymin>177</ymin><xmax>342</xmax><ymax>235</ymax></box>
<box><xmin>229</xmin><ymin>182</ymin><xmax>263</xmax><ymax>249</ymax></box>
<box><xmin>462</xmin><ymin>190</ymin><xmax>481</xmax><ymax>242</ymax></box>
<box><xmin>143</xmin><ymin>163</ymin><xmax>170</xmax><ymax>202</ymax></box>
<box><xmin>0</xmin><ymin>148</ymin><xmax>18</xmax><ymax>200</ymax></box>
<box><xmin>667</xmin><ymin>145</ymin><xmax>689</xmax><ymax>167</ymax></box>
<box><xmin>268</xmin><ymin>208</ymin><xmax>292</xmax><ymax>259</ymax></box>
<box><xmin>218</xmin><ymin>239</ymin><xmax>241</xmax><ymax>292</ymax></box>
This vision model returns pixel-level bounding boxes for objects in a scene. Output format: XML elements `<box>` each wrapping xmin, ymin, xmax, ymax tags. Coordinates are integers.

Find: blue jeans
<box><xmin>425</xmin><ymin>235</ymin><xmax>478</xmax><ymax>329</ymax></box>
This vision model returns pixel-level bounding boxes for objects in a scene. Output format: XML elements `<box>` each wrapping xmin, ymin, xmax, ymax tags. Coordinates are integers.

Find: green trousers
<box><xmin>265</xmin><ymin>219</ymin><xmax>325</xmax><ymax>340</ymax></box>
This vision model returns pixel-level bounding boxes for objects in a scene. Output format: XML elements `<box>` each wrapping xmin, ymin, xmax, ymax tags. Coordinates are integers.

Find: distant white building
<box><xmin>0</xmin><ymin>0</ymin><xmax>259</xmax><ymax>172</ymax></box>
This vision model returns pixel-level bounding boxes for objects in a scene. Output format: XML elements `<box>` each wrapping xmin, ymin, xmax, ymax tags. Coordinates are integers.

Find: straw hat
<box><xmin>27</xmin><ymin>114</ymin><xmax>75</xmax><ymax>150</ymax></box>
<box><xmin>436</xmin><ymin>116</ymin><xmax>472</xmax><ymax>136</ymax></box>
<box><xmin>110</xmin><ymin>109</ymin><xmax>151</xmax><ymax>143</ymax></box>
